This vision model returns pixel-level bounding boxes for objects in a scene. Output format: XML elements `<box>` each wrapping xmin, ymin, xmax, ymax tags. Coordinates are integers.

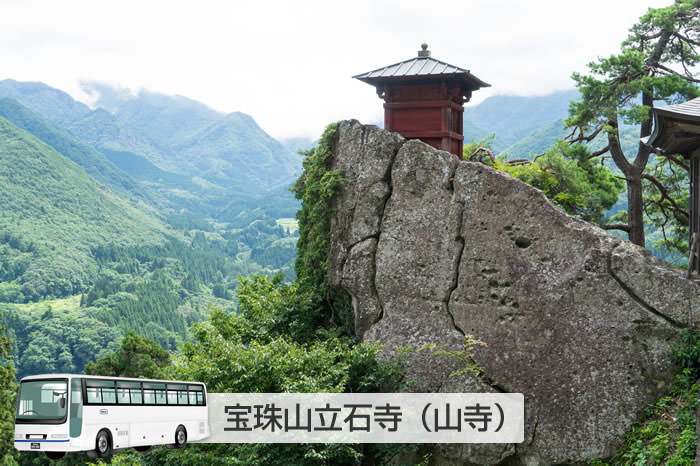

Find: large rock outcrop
<box><xmin>328</xmin><ymin>120</ymin><xmax>700</xmax><ymax>465</ymax></box>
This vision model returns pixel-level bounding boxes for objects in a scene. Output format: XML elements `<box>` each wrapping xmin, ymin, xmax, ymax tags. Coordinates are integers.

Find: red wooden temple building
<box><xmin>354</xmin><ymin>44</ymin><xmax>490</xmax><ymax>158</ymax></box>
<box><xmin>647</xmin><ymin>97</ymin><xmax>700</xmax><ymax>275</ymax></box>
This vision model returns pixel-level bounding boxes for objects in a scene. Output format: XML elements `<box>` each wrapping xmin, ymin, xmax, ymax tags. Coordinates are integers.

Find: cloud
<box><xmin>0</xmin><ymin>0</ymin><xmax>672</xmax><ymax>139</ymax></box>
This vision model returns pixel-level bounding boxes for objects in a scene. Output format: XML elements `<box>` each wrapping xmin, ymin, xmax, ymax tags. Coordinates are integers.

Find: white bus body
<box><xmin>14</xmin><ymin>374</ymin><xmax>209</xmax><ymax>459</ymax></box>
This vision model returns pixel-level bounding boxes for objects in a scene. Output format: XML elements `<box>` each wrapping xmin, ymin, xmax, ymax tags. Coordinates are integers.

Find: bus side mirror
<box><xmin>60</xmin><ymin>398</ymin><xmax>65</xmax><ymax>409</ymax></box>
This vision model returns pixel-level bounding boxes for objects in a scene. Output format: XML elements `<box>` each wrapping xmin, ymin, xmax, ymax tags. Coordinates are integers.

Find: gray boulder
<box><xmin>328</xmin><ymin>120</ymin><xmax>700</xmax><ymax>464</ymax></box>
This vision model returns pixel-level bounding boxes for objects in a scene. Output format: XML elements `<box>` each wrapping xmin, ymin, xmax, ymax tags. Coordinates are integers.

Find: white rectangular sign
<box><xmin>199</xmin><ymin>393</ymin><xmax>524</xmax><ymax>443</ymax></box>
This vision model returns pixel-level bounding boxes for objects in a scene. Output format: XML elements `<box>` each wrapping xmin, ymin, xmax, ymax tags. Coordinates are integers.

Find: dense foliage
<box><xmin>112</xmin><ymin>274</ymin><xmax>406</xmax><ymax>465</ymax></box>
<box><xmin>1</xmin><ymin>215</ymin><xmax>299</xmax><ymax>378</ymax></box>
<box><xmin>291</xmin><ymin>124</ymin><xmax>354</xmax><ymax>331</ymax></box>
<box><xmin>0</xmin><ymin>306</ymin><xmax>120</xmax><ymax>380</ymax></box>
<box><xmin>85</xmin><ymin>331</ymin><xmax>171</xmax><ymax>379</ymax></box>
<box><xmin>0</xmin><ymin>314</ymin><xmax>18</xmax><ymax>465</ymax></box>
<box><xmin>292</xmin><ymin>123</ymin><xmax>341</xmax><ymax>296</ymax></box>
<box><xmin>0</xmin><ymin>117</ymin><xmax>168</xmax><ymax>302</ymax></box>
<box><xmin>0</xmin><ymin>98</ymin><xmax>151</xmax><ymax>205</ymax></box>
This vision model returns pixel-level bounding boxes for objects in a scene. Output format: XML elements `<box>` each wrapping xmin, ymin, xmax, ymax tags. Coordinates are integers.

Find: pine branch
<box><xmin>568</xmin><ymin>123</ymin><xmax>606</xmax><ymax>144</ymax></box>
<box><xmin>642</xmin><ymin>173</ymin><xmax>690</xmax><ymax>219</ymax></box>
<box><xmin>657</xmin><ymin>152</ymin><xmax>690</xmax><ymax>171</ymax></box>
<box><xmin>586</xmin><ymin>145</ymin><xmax>611</xmax><ymax>159</ymax></box>
<box><xmin>655</xmin><ymin>62</ymin><xmax>700</xmax><ymax>82</ymax></box>
<box><xmin>673</xmin><ymin>31</ymin><xmax>700</xmax><ymax>47</ymax></box>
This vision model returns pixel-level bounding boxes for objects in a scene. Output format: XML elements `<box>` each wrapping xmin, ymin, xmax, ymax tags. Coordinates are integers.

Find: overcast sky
<box><xmin>0</xmin><ymin>0</ymin><xmax>672</xmax><ymax>140</ymax></box>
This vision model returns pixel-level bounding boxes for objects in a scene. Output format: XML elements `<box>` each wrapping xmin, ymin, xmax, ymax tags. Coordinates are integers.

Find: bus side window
<box><xmin>143</xmin><ymin>388</ymin><xmax>155</xmax><ymax>405</ymax></box>
<box><xmin>167</xmin><ymin>384</ymin><xmax>187</xmax><ymax>405</ymax></box>
<box><xmin>143</xmin><ymin>382</ymin><xmax>166</xmax><ymax>404</ymax></box>
<box><xmin>86</xmin><ymin>379</ymin><xmax>116</xmax><ymax>404</ymax></box>
<box><xmin>117</xmin><ymin>381</ymin><xmax>141</xmax><ymax>405</ymax></box>
<box><xmin>102</xmin><ymin>386</ymin><xmax>116</xmax><ymax>404</ymax></box>
<box><xmin>188</xmin><ymin>384</ymin><xmax>203</xmax><ymax>405</ymax></box>
<box><xmin>86</xmin><ymin>387</ymin><xmax>101</xmax><ymax>404</ymax></box>
<box><xmin>117</xmin><ymin>387</ymin><xmax>129</xmax><ymax>404</ymax></box>
<box><xmin>189</xmin><ymin>385</ymin><xmax>205</xmax><ymax>405</ymax></box>
<box><xmin>130</xmin><ymin>387</ymin><xmax>143</xmax><ymax>404</ymax></box>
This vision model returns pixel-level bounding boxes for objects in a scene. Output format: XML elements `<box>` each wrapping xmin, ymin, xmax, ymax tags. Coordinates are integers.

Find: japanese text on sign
<box><xmin>201</xmin><ymin>393</ymin><xmax>523</xmax><ymax>443</ymax></box>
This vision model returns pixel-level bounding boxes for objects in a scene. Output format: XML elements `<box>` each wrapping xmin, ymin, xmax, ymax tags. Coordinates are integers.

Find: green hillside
<box><xmin>0</xmin><ymin>117</ymin><xmax>168</xmax><ymax>302</ymax></box>
<box><xmin>501</xmin><ymin>118</ymin><xmax>569</xmax><ymax>157</ymax></box>
<box><xmin>80</xmin><ymin>83</ymin><xmax>302</xmax><ymax>193</ymax></box>
<box><xmin>175</xmin><ymin>112</ymin><xmax>302</xmax><ymax>191</ymax></box>
<box><xmin>66</xmin><ymin>107</ymin><xmax>174</xmax><ymax>171</ymax></box>
<box><xmin>0</xmin><ymin>98</ymin><xmax>154</xmax><ymax>205</ymax></box>
<box><xmin>463</xmin><ymin>89</ymin><xmax>578</xmax><ymax>152</ymax></box>
<box><xmin>1</xmin><ymin>80</ymin><xmax>302</xmax><ymax>218</ymax></box>
<box><xmin>0</xmin><ymin>82</ymin><xmax>302</xmax><ymax>384</ymax></box>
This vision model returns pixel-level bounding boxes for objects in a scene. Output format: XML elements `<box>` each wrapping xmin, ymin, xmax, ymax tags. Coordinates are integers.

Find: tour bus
<box><xmin>14</xmin><ymin>374</ymin><xmax>209</xmax><ymax>460</ymax></box>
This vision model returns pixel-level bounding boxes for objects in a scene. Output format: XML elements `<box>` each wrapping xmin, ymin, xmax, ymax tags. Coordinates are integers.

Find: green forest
<box><xmin>0</xmin><ymin>1</ymin><xmax>699</xmax><ymax>464</ymax></box>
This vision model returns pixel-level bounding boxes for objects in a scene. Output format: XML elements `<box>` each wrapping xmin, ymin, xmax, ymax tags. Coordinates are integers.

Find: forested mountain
<box><xmin>173</xmin><ymin>111</ymin><xmax>301</xmax><ymax>191</ymax></box>
<box><xmin>0</xmin><ymin>117</ymin><xmax>170</xmax><ymax>302</ymax></box>
<box><xmin>82</xmin><ymin>83</ymin><xmax>303</xmax><ymax>194</ymax></box>
<box><xmin>81</xmin><ymin>81</ymin><xmax>223</xmax><ymax>151</ymax></box>
<box><xmin>65</xmin><ymin>107</ymin><xmax>172</xmax><ymax>171</ymax></box>
<box><xmin>0</xmin><ymin>80</ymin><xmax>302</xmax><ymax>219</ymax></box>
<box><xmin>0</xmin><ymin>79</ymin><xmax>90</xmax><ymax>125</ymax></box>
<box><xmin>462</xmin><ymin>90</ymin><xmax>642</xmax><ymax>160</ymax></box>
<box><xmin>463</xmin><ymin>89</ymin><xmax>579</xmax><ymax>153</ymax></box>
<box><xmin>0</xmin><ymin>81</ymin><xmax>302</xmax><ymax>381</ymax></box>
<box><xmin>0</xmin><ymin>98</ymin><xmax>154</xmax><ymax>205</ymax></box>
<box><xmin>501</xmin><ymin>118</ymin><xmax>569</xmax><ymax>156</ymax></box>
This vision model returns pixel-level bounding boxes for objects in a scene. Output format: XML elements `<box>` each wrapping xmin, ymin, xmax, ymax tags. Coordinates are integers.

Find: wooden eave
<box><xmin>649</xmin><ymin>107</ymin><xmax>700</xmax><ymax>156</ymax></box>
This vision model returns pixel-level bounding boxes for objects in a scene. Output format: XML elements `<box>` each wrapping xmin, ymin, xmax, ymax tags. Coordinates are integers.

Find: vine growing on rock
<box><xmin>292</xmin><ymin>123</ymin><xmax>353</xmax><ymax>331</ymax></box>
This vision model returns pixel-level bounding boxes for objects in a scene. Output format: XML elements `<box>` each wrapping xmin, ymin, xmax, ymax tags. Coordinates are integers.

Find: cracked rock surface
<box><xmin>328</xmin><ymin>120</ymin><xmax>700</xmax><ymax>465</ymax></box>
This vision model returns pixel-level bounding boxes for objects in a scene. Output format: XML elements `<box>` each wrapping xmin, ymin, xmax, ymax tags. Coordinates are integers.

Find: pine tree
<box><xmin>565</xmin><ymin>0</ymin><xmax>700</xmax><ymax>246</ymax></box>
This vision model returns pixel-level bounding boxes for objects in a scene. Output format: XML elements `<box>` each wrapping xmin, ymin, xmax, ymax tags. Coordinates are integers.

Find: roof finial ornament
<box><xmin>418</xmin><ymin>43</ymin><xmax>431</xmax><ymax>58</ymax></box>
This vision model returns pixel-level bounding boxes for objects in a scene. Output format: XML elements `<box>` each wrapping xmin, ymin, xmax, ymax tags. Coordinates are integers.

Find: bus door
<box><xmin>69</xmin><ymin>378</ymin><xmax>82</xmax><ymax>438</ymax></box>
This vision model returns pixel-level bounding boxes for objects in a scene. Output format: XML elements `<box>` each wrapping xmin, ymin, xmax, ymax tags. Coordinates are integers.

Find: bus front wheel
<box><xmin>95</xmin><ymin>429</ymin><xmax>112</xmax><ymax>458</ymax></box>
<box><xmin>175</xmin><ymin>425</ymin><xmax>187</xmax><ymax>448</ymax></box>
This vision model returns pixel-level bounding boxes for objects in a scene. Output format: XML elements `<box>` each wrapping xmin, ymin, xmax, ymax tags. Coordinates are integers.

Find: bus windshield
<box><xmin>16</xmin><ymin>379</ymin><xmax>68</xmax><ymax>422</ymax></box>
